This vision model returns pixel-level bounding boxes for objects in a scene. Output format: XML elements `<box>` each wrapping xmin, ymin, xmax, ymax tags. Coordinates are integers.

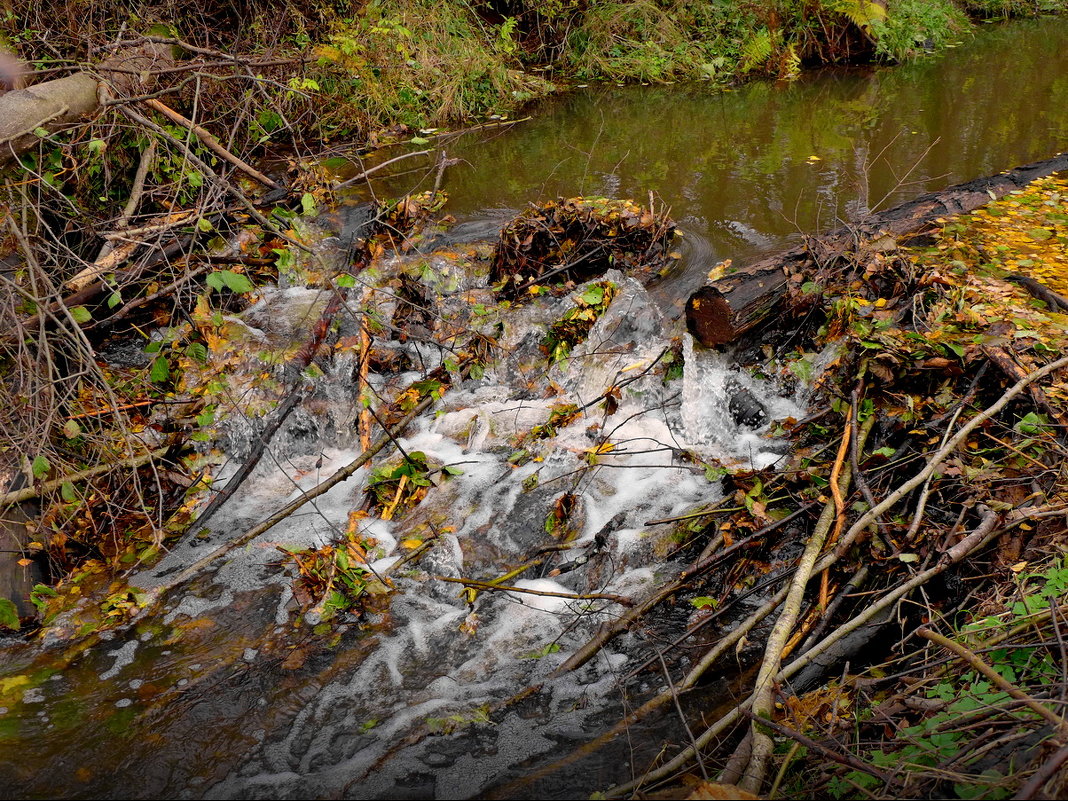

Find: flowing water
<box><xmin>3</xmin><ymin>16</ymin><xmax>1068</xmax><ymax>800</ymax></box>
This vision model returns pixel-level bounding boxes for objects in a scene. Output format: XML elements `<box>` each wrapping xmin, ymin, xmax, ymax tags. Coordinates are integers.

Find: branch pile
<box><xmin>490</xmin><ymin>195</ymin><xmax>678</xmax><ymax>298</ymax></box>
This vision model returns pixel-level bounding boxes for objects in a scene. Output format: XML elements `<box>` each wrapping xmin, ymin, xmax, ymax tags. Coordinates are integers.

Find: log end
<box><xmin>685</xmin><ymin>285</ymin><xmax>736</xmax><ymax>347</ymax></box>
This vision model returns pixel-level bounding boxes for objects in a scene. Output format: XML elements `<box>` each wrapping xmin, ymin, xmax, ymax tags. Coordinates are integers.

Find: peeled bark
<box><xmin>686</xmin><ymin>152</ymin><xmax>1068</xmax><ymax>347</ymax></box>
<box><xmin>0</xmin><ymin>43</ymin><xmax>174</xmax><ymax>166</ymax></box>
<box><xmin>0</xmin><ymin>74</ymin><xmax>102</xmax><ymax>163</ymax></box>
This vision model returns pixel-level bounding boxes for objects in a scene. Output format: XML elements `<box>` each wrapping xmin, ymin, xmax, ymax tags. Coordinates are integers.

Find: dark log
<box><xmin>686</xmin><ymin>152</ymin><xmax>1068</xmax><ymax>347</ymax></box>
<box><xmin>1007</xmin><ymin>273</ymin><xmax>1068</xmax><ymax>313</ymax></box>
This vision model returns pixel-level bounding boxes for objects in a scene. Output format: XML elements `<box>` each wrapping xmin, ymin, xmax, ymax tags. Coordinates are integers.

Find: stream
<box><xmin>3</xmin><ymin>16</ymin><xmax>1068</xmax><ymax>801</ymax></box>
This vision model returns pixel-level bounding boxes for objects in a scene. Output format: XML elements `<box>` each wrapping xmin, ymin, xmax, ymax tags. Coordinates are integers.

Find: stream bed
<box><xmin>3</xmin><ymin>15</ymin><xmax>1068</xmax><ymax>800</ymax></box>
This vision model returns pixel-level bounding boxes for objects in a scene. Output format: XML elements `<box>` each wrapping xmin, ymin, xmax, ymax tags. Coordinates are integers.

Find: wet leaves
<box><xmin>490</xmin><ymin>196</ymin><xmax>676</xmax><ymax>298</ymax></box>
<box><xmin>960</xmin><ymin>175</ymin><xmax>1068</xmax><ymax>295</ymax></box>
<box><xmin>541</xmin><ymin>280</ymin><xmax>618</xmax><ymax>363</ymax></box>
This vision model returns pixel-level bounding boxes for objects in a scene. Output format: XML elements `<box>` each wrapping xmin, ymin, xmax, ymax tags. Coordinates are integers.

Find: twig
<box><xmin>97</xmin><ymin>263</ymin><xmax>212</xmax><ymax>326</ymax></box>
<box><xmin>548</xmin><ymin>504</ymin><xmax>803</xmax><ymax>678</ymax></box>
<box><xmin>1014</xmin><ymin>742</ymin><xmax>1068</xmax><ymax>800</ymax></box>
<box><xmin>432</xmin><ymin>575</ymin><xmax>632</xmax><ymax>606</ymax></box>
<box><xmin>738</xmin><ymin>416</ymin><xmax>864</xmax><ymax>795</ymax></box>
<box><xmin>142</xmin><ymin>98</ymin><xmax>280</xmax><ymax>190</ymax></box>
<box><xmin>823</xmin><ymin>355</ymin><xmax>1068</xmax><ymax>569</ymax></box>
<box><xmin>357</xmin><ymin>288</ymin><xmax>373</xmax><ymax>451</ymax></box>
<box><xmin>917</xmin><ymin>626</ymin><xmax>1068</xmax><ymax>737</ymax></box>
<box><xmin>799</xmin><ymin>566</ymin><xmax>868</xmax><ymax>655</ymax></box>
<box><xmin>785</xmin><ymin>507</ymin><xmax>1000</xmax><ymax>683</ymax></box>
<box><xmin>335</xmin><ymin>150</ymin><xmax>433</xmax><ymax>189</ymax></box>
<box><xmin>95</xmin><ymin>140</ymin><xmax>156</xmax><ymax>263</ymax></box>
<box><xmin>850</xmin><ymin>381</ymin><xmax>882</xmax><ymax>530</ymax></box>
<box><xmin>820</xmin><ymin>406</ymin><xmax>853</xmax><ymax>609</ymax></box>
<box><xmin>659</xmin><ymin>651</ymin><xmax>708</xmax><ymax>780</ymax></box>
<box><xmin>602</xmin><ymin>510</ymin><xmax>1002</xmax><ymax>799</ymax></box>
<box><xmin>187</xmin><ymin>285</ymin><xmax>351</xmax><ymax>532</ymax></box>
<box><xmin>66</xmin><ymin>208</ymin><xmax>199</xmax><ymax>291</ymax></box>
<box><xmin>0</xmin><ymin>446</ymin><xmax>168</xmax><ymax>506</ymax></box>
<box><xmin>131</xmin><ymin>379</ymin><xmax>447</xmax><ymax>621</ymax></box>
<box><xmin>117</xmin><ymin>103</ymin><xmax>292</xmax><ymax>245</ymax></box>
<box><xmin>739</xmin><ymin>707</ymin><xmax>894</xmax><ymax>785</ymax></box>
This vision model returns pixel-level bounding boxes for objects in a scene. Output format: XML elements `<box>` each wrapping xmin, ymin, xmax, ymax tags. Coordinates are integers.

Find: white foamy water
<box><xmin>130</xmin><ymin>269</ymin><xmax>806</xmax><ymax>798</ymax></box>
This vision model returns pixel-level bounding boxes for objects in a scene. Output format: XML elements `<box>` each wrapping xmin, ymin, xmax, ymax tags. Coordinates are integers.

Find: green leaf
<box><xmin>62</xmin><ymin>420</ymin><xmax>81</xmax><ymax>438</ymax></box>
<box><xmin>300</xmin><ymin>193</ymin><xmax>317</xmax><ymax>216</ymax></box>
<box><xmin>579</xmin><ymin>285</ymin><xmax>605</xmax><ymax>306</ymax></box>
<box><xmin>336</xmin><ymin>273</ymin><xmax>356</xmax><ymax>288</ymax></box>
<box><xmin>197</xmin><ymin>217</ymin><xmax>214</xmax><ymax>233</ymax></box>
<box><xmin>0</xmin><ymin>598</ymin><xmax>19</xmax><ymax>630</ymax></box>
<box><xmin>150</xmin><ymin>355</ymin><xmax>170</xmax><ymax>383</ymax></box>
<box><xmin>107</xmin><ymin>291</ymin><xmax>122</xmax><ymax>308</ymax></box>
<box><xmin>33</xmin><ymin>127</ymin><xmax>49</xmax><ymax>138</ymax></box>
<box><xmin>221</xmin><ymin>271</ymin><xmax>254</xmax><ymax>293</ymax></box>
<box><xmin>871</xmin><ymin>446</ymin><xmax>896</xmax><ymax>458</ymax></box>
<box><xmin>521</xmin><ymin>642</ymin><xmax>561</xmax><ymax>660</ymax></box>
<box><xmin>60</xmin><ymin>481</ymin><xmax>77</xmax><ymax>502</ymax></box>
<box><xmin>208</xmin><ymin>270</ymin><xmax>254</xmax><ymax>293</ymax></box>
<box><xmin>70</xmin><ymin>306</ymin><xmax>92</xmax><ymax>324</ymax></box>
<box><xmin>184</xmin><ymin>342</ymin><xmax>208</xmax><ymax>362</ymax></box>
<box><xmin>31</xmin><ymin>455</ymin><xmax>50</xmax><ymax>479</ymax></box>
<box><xmin>410</xmin><ymin>137</ymin><xmax>430</xmax><ymax>145</ymax></box>
<box><xmin>788</xmin><ymin>357</ymin><xmax>814</xmax><ymax>384</ymax></box>
<box><xmin>691</xmin><ymin>596</ymin><xmax>718</xmax><ymax>609</ymax></box>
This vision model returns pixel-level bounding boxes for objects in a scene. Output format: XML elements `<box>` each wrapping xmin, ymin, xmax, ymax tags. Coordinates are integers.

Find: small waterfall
<box><xmin>681</xmin><ymin>334</ymin><xmax>803</xmax><ymax>470</ymax></box>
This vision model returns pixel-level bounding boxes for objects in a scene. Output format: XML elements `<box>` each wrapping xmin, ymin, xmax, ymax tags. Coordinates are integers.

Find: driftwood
<box><xmin>686</xmin><ymin>152</ymin><xmax>1068</xmax><ymax>347</ymax></box>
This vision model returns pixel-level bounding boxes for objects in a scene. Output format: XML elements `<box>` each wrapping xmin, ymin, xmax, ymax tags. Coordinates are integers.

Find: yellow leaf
<box><xmin>401</xmin><ymin>538</ymin><xmax>423</xmax><ymax>550</ymax></box>
<box><xmin>0</xmin><ymin>674</ymin><xmax>31</xmax><ymax>695</ymax></box>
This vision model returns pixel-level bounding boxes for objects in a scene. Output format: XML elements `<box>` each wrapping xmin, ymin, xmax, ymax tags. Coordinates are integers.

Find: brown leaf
<box><xmin>685</xmin><ymin>781</ymin><xmax>760</xmax><ymax>800</ymax></box>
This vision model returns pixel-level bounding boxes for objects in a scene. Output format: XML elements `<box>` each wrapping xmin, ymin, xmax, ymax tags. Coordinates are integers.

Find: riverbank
<box><xmin>5</xmin><ymin>1</ymin><xmax>1068</xmax><ymax>147</ymax></box>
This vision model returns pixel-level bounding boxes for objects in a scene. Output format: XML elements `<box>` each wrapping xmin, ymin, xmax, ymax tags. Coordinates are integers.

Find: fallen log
<box><xmin>685</xmin><ymin>152</ymin><xmax>1068</xmax><ymax>347</ymax></box>
<box><xmin>0</xmin><ymin>42</ymin><xmax>175</xmax><ymax>166</ymax></box>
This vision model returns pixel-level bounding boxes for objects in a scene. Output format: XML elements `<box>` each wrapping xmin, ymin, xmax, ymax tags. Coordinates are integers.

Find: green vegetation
<box><xmin>6</xmin><ymin>0</ymin><xmax>1067</xmax><ymax>139</ymax></box>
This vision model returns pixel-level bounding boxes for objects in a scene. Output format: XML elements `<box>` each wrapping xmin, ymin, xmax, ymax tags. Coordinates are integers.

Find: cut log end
<box><xmin>685</xmin><ymin>286</ymin><xmax>736</xmax><ymax>347</ymax></box>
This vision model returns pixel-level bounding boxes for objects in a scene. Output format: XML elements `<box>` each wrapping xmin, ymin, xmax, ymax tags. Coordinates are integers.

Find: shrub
<box><xmin>871</xmin><ymin>0</ymin><xmax>969</xmax><ymax>61</ymax></box>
